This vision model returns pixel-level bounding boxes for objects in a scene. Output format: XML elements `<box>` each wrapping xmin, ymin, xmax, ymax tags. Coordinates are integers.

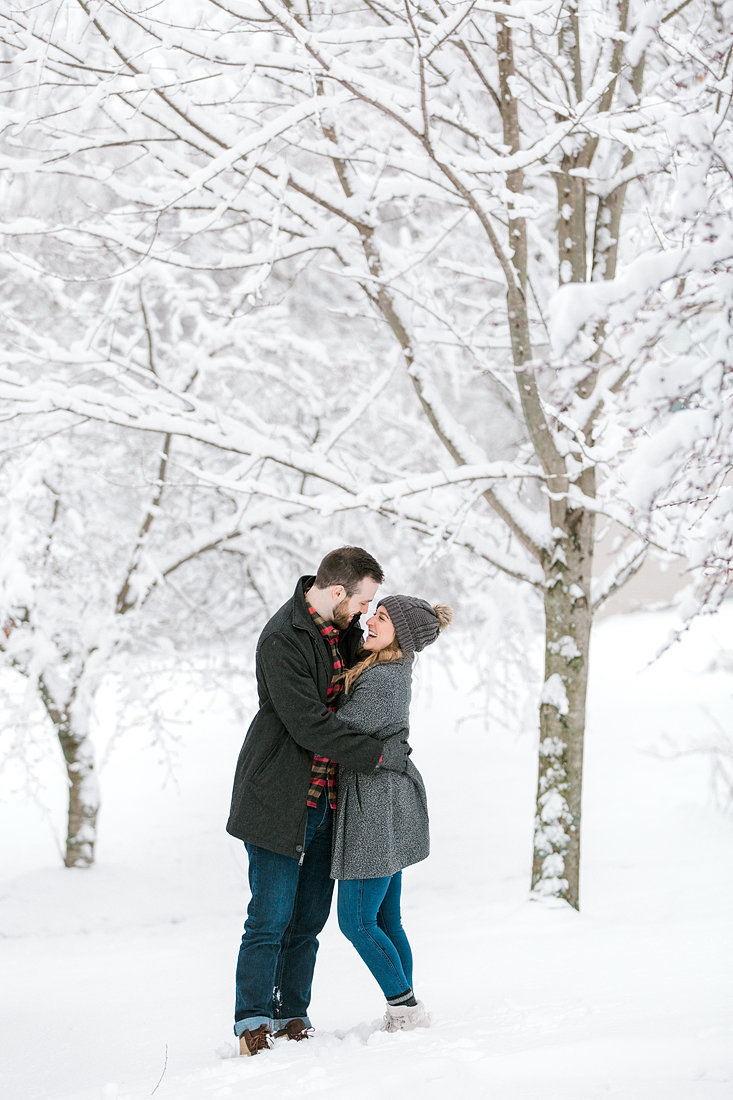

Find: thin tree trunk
<box><xmin>532</xmin><ymin>478</ymin><xmax>595</xmax><ymax>909</ymax></box>
<box><xmin>39</xmin><ymin>676</ymin><xmax>99</xmax><ymax>868</ymax></box>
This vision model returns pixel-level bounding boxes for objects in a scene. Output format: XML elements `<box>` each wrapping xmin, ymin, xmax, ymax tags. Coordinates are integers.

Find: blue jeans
<box><xmin>337</xmin><ymin>871</ymin><xmax>413</xmax><ymax>999</ymax></box>
<box><xmin>234</xmin><ymin>793</ymin><xmax>334</xmax><ymax>1036</ymax></box>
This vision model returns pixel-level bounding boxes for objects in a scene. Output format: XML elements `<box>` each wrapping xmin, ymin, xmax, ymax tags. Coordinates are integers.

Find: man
<box><xmin>226</xmin><ymin>546</ymin><xmax>410</xmax><ymax>1056</ymax></box>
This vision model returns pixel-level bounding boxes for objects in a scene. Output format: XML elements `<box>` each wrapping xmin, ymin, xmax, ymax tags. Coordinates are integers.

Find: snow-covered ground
<box><xmin>1</xmin><ymin>605</ymin><xmax>731</xmax><ymax>1100</ymax></box>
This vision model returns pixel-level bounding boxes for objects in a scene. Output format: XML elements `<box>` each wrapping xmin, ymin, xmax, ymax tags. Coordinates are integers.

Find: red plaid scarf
<box><xmin>306</xmin><ymin>601</ymin><xmax>345</xmax><ymax>809</ymax></box>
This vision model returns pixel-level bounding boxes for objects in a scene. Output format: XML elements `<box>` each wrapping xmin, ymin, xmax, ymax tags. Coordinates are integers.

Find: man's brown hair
<box><xmin>314</xmin><ymin>546</ymin><xmax>384</xmax><ymax>596</ymax></box>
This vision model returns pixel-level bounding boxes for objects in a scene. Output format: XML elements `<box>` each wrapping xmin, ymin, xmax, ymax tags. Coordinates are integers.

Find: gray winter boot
<box><xmin>382</xmin><ymin>1000</ymin><xmax>431</xmax><ymax>1032</ymax></box>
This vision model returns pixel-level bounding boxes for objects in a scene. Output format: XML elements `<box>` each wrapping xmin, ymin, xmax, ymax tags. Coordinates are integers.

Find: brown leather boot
<box><xmin>272</xmin><ymin>1018</ymin><xmax>313</xmax><ymax>1041</ymax></box>
<box><xmin>239</xmin><ymin>1024</ymin><xmax>272</xmax><ymax>1056</ymax></box>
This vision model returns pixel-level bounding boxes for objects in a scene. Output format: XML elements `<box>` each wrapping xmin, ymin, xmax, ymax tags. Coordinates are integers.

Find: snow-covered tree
<box><xmin>0</xmin><ymin>394</ymin><xmax>270</xmax><ymax>867</ymax></box>
<box><xmin>2</xmin><ymin>0</ymin><xmax>731</xmax><ymax>905</ymax></box>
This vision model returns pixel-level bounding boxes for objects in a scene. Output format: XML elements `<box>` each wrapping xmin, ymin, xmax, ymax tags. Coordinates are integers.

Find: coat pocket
<box><xmin>250</xmin><ymin>739</ymin><xmax>280</xmax><ymax>783</ymax></box>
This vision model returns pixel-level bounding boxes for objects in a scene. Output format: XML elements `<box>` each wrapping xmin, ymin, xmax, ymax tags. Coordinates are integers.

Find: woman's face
<box><xmin>363</xmin><ymin>605</ymin><xmax>396</xmax><ymax>653</ymax></box>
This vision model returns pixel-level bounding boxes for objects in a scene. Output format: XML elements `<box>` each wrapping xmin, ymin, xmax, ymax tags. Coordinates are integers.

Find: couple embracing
<box><xmin>226</xmin><ymin>546</ymin><xmax>452</xmax><ymax>1056</ymax></box>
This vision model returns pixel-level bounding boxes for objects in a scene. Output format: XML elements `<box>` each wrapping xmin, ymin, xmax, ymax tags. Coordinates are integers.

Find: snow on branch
<box><xmin>549</xmin><ymin>232</ymin><xmax>733</xmax><ymax>357</ymax></box>
<box><xmin>0</xmin><ymin>365</ymin><xmax>544</xmax><ymax>502</ymax></box>
<box><xmin>160</xmin><ymin>92</ymin><xmax>353</xmax><ymax>208</ymax></box>
<box><xmin>591</xmin><ymin>538</ymin><xmax>650</xmax><ymax>611</ymax></box>
<box><xmin>0</xmin><ymin>367</ymin><xmax>351</xmax><ymax>492</ymax></box>
<box><xmin>418</xmin><ymin>1</ymin><xmax>478</xmax><ymax>59</ymax></box>
<box><xmin>172</xmin><ymin>457</ymin><xmax>545</xmax><ymax>587</ymax></box>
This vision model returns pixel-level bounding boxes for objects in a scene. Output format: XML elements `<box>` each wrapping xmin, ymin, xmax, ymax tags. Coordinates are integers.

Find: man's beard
<box><xmin>332</xmin><ymin>597</ymin><xmax>353</xmax><ymax>631</ymax></box>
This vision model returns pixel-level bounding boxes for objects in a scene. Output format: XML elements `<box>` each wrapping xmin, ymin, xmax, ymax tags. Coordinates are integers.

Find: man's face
<box><xmin>331</xmin><ymin>577</ymin><xmax>379</xmax><ymax>630</ymax></box>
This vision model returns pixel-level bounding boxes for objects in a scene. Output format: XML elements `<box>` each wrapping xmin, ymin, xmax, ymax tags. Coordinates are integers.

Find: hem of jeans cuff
<box><xmin>234</xmin><ymin>1016</ymin><xmax>273</xmax><ymax>1037</ymax></box>
<box><xmin>276</xmin><ymin>1015</ymin><xmax>312</xmax><ymax>1029</ymax></box>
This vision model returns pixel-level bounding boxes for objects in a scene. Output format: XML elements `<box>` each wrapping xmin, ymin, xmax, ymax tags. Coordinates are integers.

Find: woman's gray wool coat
<box><xmin>331</xmin><ymin>657</ymin><xmax>430</xmax><ymax>880</ymax></box>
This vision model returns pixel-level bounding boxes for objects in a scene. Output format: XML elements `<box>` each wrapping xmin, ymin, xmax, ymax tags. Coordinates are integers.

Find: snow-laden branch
<box><xmin>172</xmin><ymin>458</ymin><xmax>546</xmax><ymax>587</ymax></box>
<box><xmin>550</xmin><ymin>231</ymin><xmax>733</xmax><ymax>356</ymax></box>
<box><xmin>160</xmin><ymin>92</ymin><xmax>353</xmax><ymax>208</ymax></box>
<box><xmin>0</xmin><ymin>368</ymin><xmax>350</xmax><ymax>491</ymax></box>
<box><xmin>316</xmin><ymin>360</ymin><xmax>400</xmax><ymax>455</ymax></box>
<box><xmin>419</xmin><ymin>1</ymin><xmax>478</xmax><ymax>59</ymax></box>
<box><xmin>311</xmin><ymin>461</ymin><xmax>547</xmax><ymax>513</ymax></box>
<box><xmin>1</xmin><ymin>211</ymin><xmax>344</xmax><ymax>276</ymax></box>
<box><xmin>0</xmin><ymin>367</ymin><xmax>543</xmax><ymax>499</ymax></box>
<box><xmin>591</xmin><ymin>538</ymin><xmax>650</xmax><ymax>611</ymax></box>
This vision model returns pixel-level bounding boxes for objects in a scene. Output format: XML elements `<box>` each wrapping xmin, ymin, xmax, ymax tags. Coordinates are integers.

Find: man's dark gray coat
<box><xmin>226</xmin><ymin>576</ymin><xmax>384</xmax><ymax>859</ymax></box>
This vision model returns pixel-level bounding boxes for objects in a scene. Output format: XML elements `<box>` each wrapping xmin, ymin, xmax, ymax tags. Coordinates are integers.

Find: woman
<box><xmin>331</xmin><ymin>594</ymin><xmax>452</xmax><ymax>1031</ymax></box>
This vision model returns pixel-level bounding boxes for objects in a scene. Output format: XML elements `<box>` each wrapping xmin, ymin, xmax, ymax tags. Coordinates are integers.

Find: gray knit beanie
<box><xmin>377</xmin><ymin>595</ymin><xmax>440</xmax><ymax>656</ymax></box>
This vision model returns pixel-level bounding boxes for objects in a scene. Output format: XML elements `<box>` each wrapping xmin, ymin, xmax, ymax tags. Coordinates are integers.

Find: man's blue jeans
<box><xmin>336</xmin><ymin>871</ymin><xmax>414</xmax><ymax>999</ymax></box>
<box><xmin>234</xmin><ymin>793</ymin><xmax>334</xmax><ymax>1036</ymax></box>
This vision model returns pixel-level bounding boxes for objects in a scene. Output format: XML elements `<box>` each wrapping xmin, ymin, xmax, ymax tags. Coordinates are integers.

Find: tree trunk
<box><xmin>532</xmin><ymin>485</ymin><xmax>595</xmax><ymax>910</ymax></box>
<box><xmin>58</xmin><ymin>724</ymin><xmax>99</xmax><ymax>869</ymax></box>
<box><xmin>39</xmin><ymin>677</ymin><xmax>99</xmax><ymax>868</ymax></box>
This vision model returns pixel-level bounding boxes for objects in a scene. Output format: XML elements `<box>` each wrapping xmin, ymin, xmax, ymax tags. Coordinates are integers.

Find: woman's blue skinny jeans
<box><xmin>336</xmin><ymin>871</ymin><xmax>414</xmax><ymax>999</ymax></box>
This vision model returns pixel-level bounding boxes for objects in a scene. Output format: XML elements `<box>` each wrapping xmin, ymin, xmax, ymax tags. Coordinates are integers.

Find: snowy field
<box><xmin>1</xmin><ymin>603</ymin><xmax>731</xmax><ymax>1100</ymax></box>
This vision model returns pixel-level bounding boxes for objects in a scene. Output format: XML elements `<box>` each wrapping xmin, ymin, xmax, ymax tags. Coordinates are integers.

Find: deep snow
<box><xmin>1</xmin><ymin>604</ymin><xmax>731</xmax><ymax>1100</ymax></box>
